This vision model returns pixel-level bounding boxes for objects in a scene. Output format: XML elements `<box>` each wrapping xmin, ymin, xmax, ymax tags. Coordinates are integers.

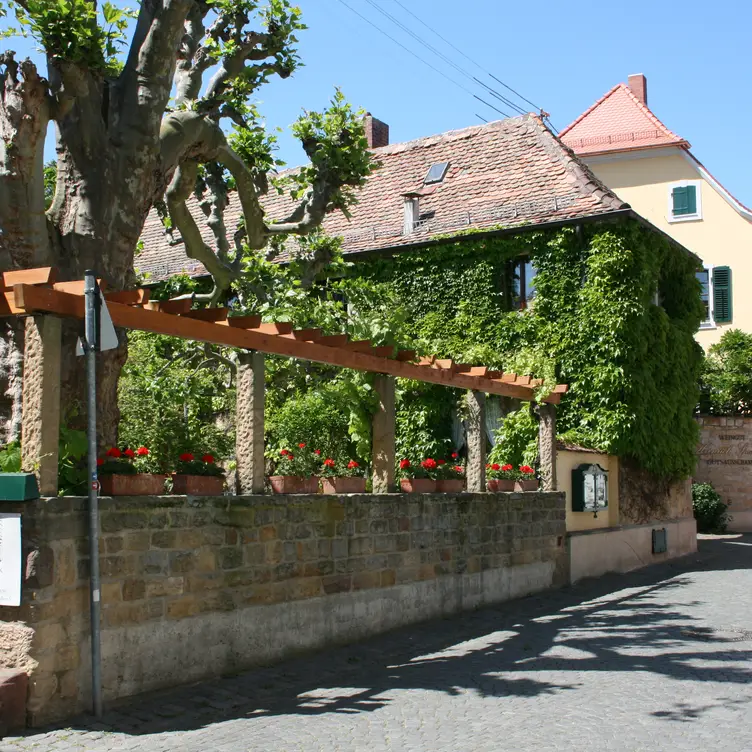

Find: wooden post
<box><xmin>372</xmin><ymin>375</ymin><xmax>395</xmax><ymax>493</ymax></box>
<box><xmin>538</xmin><ymin>402</ymin><xmax>557</xmax><ymax>491</ymax></box>
<box><xmin>466</xmin><ymin>390</ymin><xmax>486</xmax><ymax>492</ymax></box>
<box><xmin>21</xmin><ymin>315</ymin><xmax>62</xmax><ymax>496</ymax></box>
<box><xmin>235</xmin><ymin>351</ymin><xmax>265</xmax><ymax>495</ymax></box>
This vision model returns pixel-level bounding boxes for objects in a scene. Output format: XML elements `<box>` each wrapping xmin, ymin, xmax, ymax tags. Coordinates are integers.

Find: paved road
<box><xmin>4</xmin><ymin>535</ymin><xmax>752</xmax><ymax>752</ymax></box>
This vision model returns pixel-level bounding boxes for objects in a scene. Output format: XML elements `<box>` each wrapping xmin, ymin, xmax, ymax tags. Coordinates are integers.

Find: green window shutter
<box><xmin>672</xmin><ymin>185</ymin><xmax>698</xmax><ymax>216</ymax></box>
<box><xmin>686</xmin><ymin>185</ymin><xmax>697</xmax><ymax>214</ymax></box>
<box><xmin>672</xmin><ymin>186</ymin><xmax>688</xmax><ymax>215</ymax></box>
<box><xmin>713</xmin><ymin>266</ymin><xmax>732</xmax><ymax>323</ymax></box>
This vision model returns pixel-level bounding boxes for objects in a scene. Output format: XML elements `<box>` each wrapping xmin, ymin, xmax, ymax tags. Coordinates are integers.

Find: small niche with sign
<box><xmin>572</xmin><ymin>463</ymin><xmax>608</xmax><ymax>517</ymax></box>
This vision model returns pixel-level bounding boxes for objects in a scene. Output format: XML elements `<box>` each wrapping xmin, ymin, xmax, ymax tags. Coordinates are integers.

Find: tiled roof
<box><xmin>560</xmin><ymin>84</ymin><xmax>689</xmax><ymax>157</ymax></box>
<box><xmin>137</xmin><ymin>114</ymin><xmax>629</xmax><ymax>281</ymax></box>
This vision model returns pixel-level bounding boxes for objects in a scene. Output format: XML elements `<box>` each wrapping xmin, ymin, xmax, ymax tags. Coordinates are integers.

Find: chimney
<box><xmin>403</xmin><ymin>194</ymin><xmax>420</xmax><ymax>235</ymax></box>
<box><xmin>628</xmin><ymin>73</ymin><xmax>648</xmax><ymax>106</ymax></box>
<box><xmin>364</xmin><ymin>113</ymin><xmax>389</xmax><ymax>148</ymax></box>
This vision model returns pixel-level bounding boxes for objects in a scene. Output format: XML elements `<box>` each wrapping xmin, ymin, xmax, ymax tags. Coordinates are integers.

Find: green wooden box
<box><xmin>0</xmin><ymin>473</ymin><xmax>40</xmax><ymax>501</ymax></box>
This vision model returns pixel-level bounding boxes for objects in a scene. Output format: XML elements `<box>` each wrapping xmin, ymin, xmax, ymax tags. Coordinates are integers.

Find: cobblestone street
<box><xmin>4</xmin><ymin>535</ymin><xmax>751</xmax><ymax>752</ymax></box>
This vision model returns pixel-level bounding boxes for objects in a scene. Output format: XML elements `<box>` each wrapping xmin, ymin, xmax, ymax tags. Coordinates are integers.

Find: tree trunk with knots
<box><xmin>0</xmin><ymin>0</ymin><xmax>373</xmax><ymax>448</ymax></box>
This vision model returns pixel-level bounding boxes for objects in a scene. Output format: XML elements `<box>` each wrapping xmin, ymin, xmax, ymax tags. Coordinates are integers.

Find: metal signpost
<box><xmin>80</xmin><ymin>270</ymin><xmax>117</xmax><ymax>718</ymax></box>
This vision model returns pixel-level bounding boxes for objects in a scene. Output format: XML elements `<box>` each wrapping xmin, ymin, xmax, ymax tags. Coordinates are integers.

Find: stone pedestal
<box><xmin>372</xmin><ymin>375</ymin><xmax>395</xmax><ymax>494</ymax></box>
<box><xmin>21</xmin><ymin>315</ymin><xmax>61</xmax><ymax>496</ymax></box>
<box><xmin>235</xmin><ymin>352</ymin><xmax>265</xmax><ymax>495</ymax></box>
<box><xmin>466</xmin><ymin>390</ymin><xmax>486</xmax><ymax>492</ymax></box>
<box><xmin>538</xmin><ymin>403</ymin><xmax>557</xmax><ymax>492</ymax></box>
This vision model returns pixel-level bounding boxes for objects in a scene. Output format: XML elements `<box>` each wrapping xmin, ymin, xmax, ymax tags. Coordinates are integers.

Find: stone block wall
<box><xmin>0</xmin><ymin>491</ymin><xmax>566</xmax><ymax>725</ymax></box>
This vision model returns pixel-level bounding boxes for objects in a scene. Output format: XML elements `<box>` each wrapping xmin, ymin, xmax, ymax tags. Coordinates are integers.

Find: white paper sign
<box><xmin>0</xmin><ymin>513</ymin><xmax>22</xmax><ymax>606</ymax></box>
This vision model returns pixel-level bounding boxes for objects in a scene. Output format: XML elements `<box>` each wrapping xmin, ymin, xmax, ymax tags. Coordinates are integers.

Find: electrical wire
<box><xmin>387</xmin><ymin>0</ymin><xmax>544</xmax><ymax>114</ymax></box>
<box><xmin>362</xmin><ymin>0</ymin><xmax>526</xmax><ymax>115</ymax></box>
<box><xmin>333</xmin><ymin>0</ymin><xmax>510</xmax><ymax>117</ymax></box>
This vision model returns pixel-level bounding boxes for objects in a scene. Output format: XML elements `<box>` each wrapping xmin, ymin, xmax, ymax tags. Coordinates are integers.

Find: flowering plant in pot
<box><xmin>172</xmin><ymin>452</ymin><xmax>225</xmax><ymax>495</ymax></box>
<box><xmin>436</xmin><ymin>453</ymin><xmax>465</xmax><ymax>492</ymax></box>
<box><xmin>486</xmin><ymin>463</ymin><xmax>516</xmax><ymax>492</ymax></box>
<box><xmin>98</xmin><ymin>446</ymin><xmax>166</xmax><ymax>496</ymax></box>
<box><xmin>398</xmin><ymin>458</ymin><xmax>438</xmax><ymax>493</ymax></box>
<box><xmin>269</xmin><ymin>444</ymin><xmax>320</xmax><ymax>494</ymax></box>
<box><xmin>515</xmin><ymin>465</ymin><xmax>539</xmax><ymax>491</ymax></box>
<box><xmin>320</xmin><ymin>458</ymin><xmax>367</xmax><ymax>494</ymax></box>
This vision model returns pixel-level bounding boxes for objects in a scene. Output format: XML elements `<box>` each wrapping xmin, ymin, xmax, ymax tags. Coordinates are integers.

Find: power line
<box><xmin>362</xmin><ymin>0</ymin><xmax>527</xmax><ymax>115</ymax></box>
<box><xmin>475</xmin><ymin>113</ymin><xmax>489</xmax><ymax>124</ymax></box>
<box><xmin>333</xmin><ymin>0</ymin><xmax>506</xmax><ymax>118</ymax></box>
<box><xmin>386</xmin><ymin>0</ymin><xmax>544</xmax><ymax>113</ymax></box>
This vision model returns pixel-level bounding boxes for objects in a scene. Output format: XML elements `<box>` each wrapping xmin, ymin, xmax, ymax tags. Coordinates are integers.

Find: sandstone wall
<box><xmin>0</xmin><ymin>491</ymin><xmax>567</xmax><ymax>725</ymax></box>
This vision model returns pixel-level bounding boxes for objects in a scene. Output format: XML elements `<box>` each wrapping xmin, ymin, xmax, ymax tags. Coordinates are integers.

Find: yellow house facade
<box><xmin>561</xmin><ymin>74</ymin><xmax>752</xmax><ymax>349</ymax></box>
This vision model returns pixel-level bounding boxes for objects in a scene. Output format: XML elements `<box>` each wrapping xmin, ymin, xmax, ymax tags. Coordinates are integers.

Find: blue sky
<box><xmin>13</xmin><ymin>0</ymin><xmax>752</xmax><ymax>205</ymax></box>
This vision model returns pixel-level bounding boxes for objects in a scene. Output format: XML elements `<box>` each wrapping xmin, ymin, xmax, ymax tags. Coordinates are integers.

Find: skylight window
<box><xmin>424</xmin><ymin>162</ymin><xmax>450</xmax><ymax>185</ymax></box>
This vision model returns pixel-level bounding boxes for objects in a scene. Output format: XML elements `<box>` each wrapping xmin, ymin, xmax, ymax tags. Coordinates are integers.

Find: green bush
<box><xmin>692</xmin><ymin>482</ymin><xmax>731</xmax><ymax>533</ymax></box>
<box><xmin>487</xmin><ymin>407</ymin><xmax>538</xmax><ymax>467</ymax></box>
<box><xmin>700</xmin><ymin>329</ymin><xmax>752</xmax><ymax>415</ymax></box>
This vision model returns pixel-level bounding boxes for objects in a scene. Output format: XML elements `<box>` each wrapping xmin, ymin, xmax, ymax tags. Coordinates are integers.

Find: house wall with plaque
<box><xmin>695</xmin><ymin>415</ymin><xmax>752</xmax><ymax>532</ymax></box>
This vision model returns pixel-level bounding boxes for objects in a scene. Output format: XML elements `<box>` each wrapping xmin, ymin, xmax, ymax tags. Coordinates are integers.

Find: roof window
<box><xmin>424</xmin><ymin>162</ymin><xmax>450</xmax><ymax>185</ymax></box>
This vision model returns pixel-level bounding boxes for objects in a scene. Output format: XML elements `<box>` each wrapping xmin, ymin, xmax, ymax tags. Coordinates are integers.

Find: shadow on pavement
<box><xmin>24</xmin><ymin>535</ymin><xmax>752</xmax><ymax>736</ymax></box>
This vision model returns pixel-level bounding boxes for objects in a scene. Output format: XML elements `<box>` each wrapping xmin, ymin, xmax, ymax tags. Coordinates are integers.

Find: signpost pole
<box><xmin>84</xmin><ymin>270</ymin><xmax>103</xmax><ymax>718</ymax></box>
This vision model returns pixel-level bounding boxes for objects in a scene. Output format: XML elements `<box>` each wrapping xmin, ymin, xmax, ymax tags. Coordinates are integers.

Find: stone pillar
<box><xmin>538</xmin><ymin>402</ymin><xmax>557</xmax><ymax>491</ymax></box>
<box><xmin>372</xmin><ymin>375</ymin><xmax>395</xmax><ymax>494</ymax></box>
<box><xmin>235</xmin><ymin>351</ymin><xmax>265</xmax><ymax>495</ymax></box>
<box><xmin>21</xmin><ymin>315</ymin><xmax>62</xmax><ymax>496</ymax></box>
<box><xmin>466</xmin><ymin>390</ymin><xmax>486</xmax><ymax>492</ymax></box>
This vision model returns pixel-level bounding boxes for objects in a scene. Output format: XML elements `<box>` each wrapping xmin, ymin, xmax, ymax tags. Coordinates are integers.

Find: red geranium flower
<box><xmin>501</xmin><ymin>464</ymin><xmax>513</xmax><ymax>472</ymax></box>
<box><xmin>179</xmin><ymin>452</ymin><xmax>194</xmax><ymax>462</ymax></box>
<box><xmin>136</xmin><ymin>446</ymin><xmax>149</xmax><ymax>456</ymax></box>
<box><xmin>520</xmin><ymin>465</ymin><xmax>535</xmax><ymax>475</ymax></box>
<box><xmin>438</xmin><ymin>459</ymin><xmax>446</xmax><ymax>465</ymax></box>
<box><xmin>399</xmin><ymin>459</ymin><xmax>410</xmax><ymax>469</ymax></box>
<box><xmin>280</xmin><ymin>449</ymin><xmax>289</xmax><ymax>456</ymax></box>
<box><xmin>314</xmin><ymin>449</ymin><xmax>322</xmax><ymax>455</ymax></box>
<box><xmin>97</xmin><ymin>458</ymin><xmax>104</xmax><ymax>466</ymax></box>
<box><xmin>491</xmin><ymin>463</ymin><xmax>501</xmax><ymax>471</ymax></box>
<box><xmin>453</xmin><ymin>465</ymin><xmax>464</xmax><ymax>474</ymax></box>
<box><xmin>324</xmin><ymin>458</ymin><xmax>336</xmax><ymax>468</ymax></box>
<box><xmin>123</xmin><ymin>448</ymin><xmax>135</xmax><ymax>458</ymax></box>
<box><xmin>451</xmin><ymin>452</ymin><xmax>458</xmax><ymax>459</ymax></box>
<box><xmin>106</xmin><ymin>447</ymin><xmax>121</xmax><ymax>458</ymax></box>
<box><xmin>347</xmin><ymin>460</ymin><xmax>359</xmax><ymax>469</ymax></box>
<box><xmin>486</xmin><ymin>463</ymin><xmax>491</xmax><ymax>469</ymax></box>
<box><xmin>202</xmin><ymin>454</ymin><xmax>215</xmax><ymax>464</ymax></box>
<box><xmin>298</xmin><ymin>443</ymin><xmax>306</xmax><ymax>448</ymax></box>
<box><xmin>421</xmin><ymin>458</ymin><xmax>437</xmax><ymax>470</ymax></box>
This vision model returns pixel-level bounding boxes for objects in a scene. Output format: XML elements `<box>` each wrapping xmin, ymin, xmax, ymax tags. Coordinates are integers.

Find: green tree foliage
<box><xmin>118</xmin><ymin>332</ymin><xmax>235</xmax><ymax>472</ymax></box>
<box><xmin>692</xmin><ymin>482</ymin><xmax>731</xmax><ymax>533</ymax></box>
<box><xmin>700</xmin><ymin>329</ymin><xmax>752</xmax><ymax>415</ymax></box>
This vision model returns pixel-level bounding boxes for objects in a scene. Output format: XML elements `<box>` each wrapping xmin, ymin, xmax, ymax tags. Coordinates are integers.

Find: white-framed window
<box><xmin>668</xmin><ymin>180</ymin><xmax>702</xmax><ymax>222</ymax></box>
<box><xmin>696</xmin><ymin>265</ymin><xmax>733</xmax><ymax>329</ymax></box>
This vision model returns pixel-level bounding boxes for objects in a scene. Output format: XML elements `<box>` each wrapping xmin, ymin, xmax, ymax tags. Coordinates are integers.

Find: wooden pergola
<box><xmin>3</xmin><ymin>267</ymin><xmax>566</xmax><ymax>495</ymax></box>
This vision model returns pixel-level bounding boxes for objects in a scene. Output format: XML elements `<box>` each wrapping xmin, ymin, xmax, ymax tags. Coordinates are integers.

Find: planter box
<box><xmin>269</xmin><ymin>476</ymin><xmax>319</xmax><ymax>494</ymax></box>
<box><xmin>436</xmin><ymin>479</ymin><xmax>465</xmax><ymax>493</ymax></box>
<box><xmin>172</xmin><ymin>474</ymin><xmax>225</xmax><ymax>495</ymax></box>
<box><xmin>0</xmin><ymin>473</ymin><xmax>39</xmax><ymax>501</ymax></box>
<box><xmin>321</xmin><ymin>477</ymin><xmax>366</xmax><ymax>494</ymax></box>
<box><xmin>400</xmin><ymin>478</ymin><xmax>436</xmax><ymax>493</ymax></box>
<box><xmin>99</xmin><ymin>474</ymin><xmax>166</xmax><ymax>496</ymax></box>
<box><xmin>515</xmin><ymin>479</ymin><xmax>539</xmax><ymax>492</ymax></box>
<box><xmin>487</xmin><ymin>479</ymin><xmax>515</xmax><ymax>492</ymax></box>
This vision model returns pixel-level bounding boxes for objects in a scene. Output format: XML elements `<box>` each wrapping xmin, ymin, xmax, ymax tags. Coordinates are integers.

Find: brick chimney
<box><xmin>364</xmin><ymin>113</ymin><xmax>389</xmax><ymax>148</ymax></box>
<box><xmin>628</xmin><ymin>73</ymin><xmax>648</xmax><ymax>106</ymax></box>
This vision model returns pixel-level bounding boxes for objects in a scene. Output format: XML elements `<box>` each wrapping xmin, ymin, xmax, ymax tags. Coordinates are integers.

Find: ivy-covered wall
<box><xmin>353</xmin><ymin>217</ymin><xmax>704</xmax><ymax>478</ymax></box>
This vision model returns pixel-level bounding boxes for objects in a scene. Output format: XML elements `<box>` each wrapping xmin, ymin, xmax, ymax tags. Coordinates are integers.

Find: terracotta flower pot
<box><xmin>172</xmin><ymin>474</ymin><xmax>225</xmax><ymax>495</ymax></box>
<box><xmin>435</xmin><ymin>479</ymin><xmax>465</xmax><ymax>493</ymax></box>
<box><xmin>487</xmin><ymin>479</ymin><xmax>515</xmax><ymax>492</ymax></box>
<box><xmin>269</xmin><ymin>476</ymin><xmax>319</xmax><ymax>494</ymax></box>
<box><xmin>321</xmin><ymin>477</ymin><xmax>366</xmax><ymax>494</ymax></box>
<box><xmin>400</xmin><ymin>478</ymin><xmax>437</xmax><ymax>493</ymax></box>
<box><xmin>515</xmin><ymin>479</ymin><xmax>539</xmax><ymax>492</ymax></box>
<box><xmin>99</xmin><ymin>474</ymin><xmax>166</xmax><ymax>496</ymax></box>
